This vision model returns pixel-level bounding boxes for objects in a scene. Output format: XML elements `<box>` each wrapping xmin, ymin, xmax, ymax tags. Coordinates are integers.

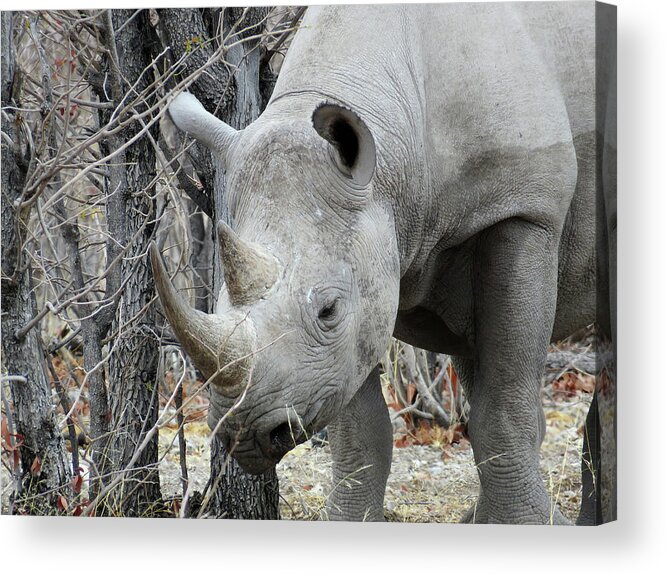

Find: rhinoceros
<box><xmin>152</xmin><ymin>2</ymin><xmax>616</xmax><ymax>524</ymax></box>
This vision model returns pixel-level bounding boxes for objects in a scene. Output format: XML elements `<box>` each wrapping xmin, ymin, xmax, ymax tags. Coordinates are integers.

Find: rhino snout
<box><xmin>218</xmin><ymin>410</ymin><xmax>312</xmax><ymax>475</ymax></box>
<box><xmin>266</xmin><ymin>420</ymin><xmax>307</xmax><ymax>457</ymax></box>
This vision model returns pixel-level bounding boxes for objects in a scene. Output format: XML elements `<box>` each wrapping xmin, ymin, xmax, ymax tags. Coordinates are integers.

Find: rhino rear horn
<box><xmin>217</xmin><ymin>222</ymin><xmax>280</xmax><ymax>306</ymax></box>
<box><xmin>168</xmin><ymin>92</ymin><xmax>238</xmax><ymax>168</ymax></box>
<box><xmin>150</xmin><ymin>243</ymin><xmax>255</xmax><ymax>391</ymax></box>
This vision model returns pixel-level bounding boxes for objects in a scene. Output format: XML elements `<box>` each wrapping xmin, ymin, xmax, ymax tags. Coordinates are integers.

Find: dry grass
<box><xmin>155</xmin><ymin>389</ymin><xmax>592</xmax><ymax>523</ymax></box>
<box><xmin>3</xmin><ymin>353</ymin><xmax>592</xmax><ymax>520</ymax></box>
<box><xmin>2</xmin><ymin>387</ymin><xmax>591</xmax><ymax>521</ymax></box>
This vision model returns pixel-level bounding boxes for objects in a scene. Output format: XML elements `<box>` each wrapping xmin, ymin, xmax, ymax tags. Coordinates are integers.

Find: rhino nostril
<box><xmin>269</xmin><ymin>421</ymin><xmax>298</xmax><ymax>451</ymax></box>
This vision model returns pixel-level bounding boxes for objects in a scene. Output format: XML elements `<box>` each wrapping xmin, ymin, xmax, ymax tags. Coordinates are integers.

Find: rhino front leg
<box><xmin>461</xmin><ymin>218</ymin><xmax>568</xmax><ymax>524</ymax></box>
<box><xmin>324</xmin><ymin>366</ymin><xmax>392</xmax><ymax>521</ymax></box>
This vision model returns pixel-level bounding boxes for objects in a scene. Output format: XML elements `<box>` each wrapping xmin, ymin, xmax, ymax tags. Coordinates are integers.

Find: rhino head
<box><xmin>153</xmin><ymin>92</ymin><xmax>400</xmax><ymax>474</ymax></box>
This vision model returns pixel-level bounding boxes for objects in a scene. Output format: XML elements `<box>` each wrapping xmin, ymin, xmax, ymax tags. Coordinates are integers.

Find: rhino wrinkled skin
<box><xmin>154</xmin><ymin>3</ymin><xmax>616</xmax><ymax>524</ymax></box>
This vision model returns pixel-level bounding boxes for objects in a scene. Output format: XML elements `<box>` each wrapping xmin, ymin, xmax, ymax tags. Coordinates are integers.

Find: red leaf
<box><xmin>575</xmin><ymin>374</ymin><xmax>595</xmax><ymax>393</ymax></box>
<box><xmin>1</xmin><ymin>418</ymin><xmax>10</xmax><ymax>445</ymax></box>
<box><xmin>448</xmin><ymin>363</ymin><xmax>458</xmax><ymax>393</ymax></box>
<box><xmin>71</xmin><ymin>473</ymin><xmax>83</xmax><ymax>494</ymax></box>
<box><xmin>57</xmin><ymin>495</ymin><xmax>68</xmax><ymax>512</ymax></box>
<box><xmin>302</xmin><ymin>485</ymin><xmax>313</xmax><ymax>491</ymax></box>
<box><xmin>30</xmin><ymin>456</ymin><xmax>42</xmax><ymax>476</ymax></box>
<box><xmin>6</xmin><ymin>433</ymin><xmax>24</xmax><ymax>471</ymax></box>
<box><xmin>1</xmin><ymin>422</ymin><xmax>23</xmax><ymax>450</ymax></box>
<box><xmin>406</xmin><ymin>382</ymin><xmax>417</xmax><ymax>405</ymax></box>
<box><xmin>394</xmin><ymin>435</ymin><xmax>412</xmax><ymax>448</ymax></box>
<box><xmin>73</xmin><ymin>505</ymin><xmax>83</xmax><ymax>516</ymax></box>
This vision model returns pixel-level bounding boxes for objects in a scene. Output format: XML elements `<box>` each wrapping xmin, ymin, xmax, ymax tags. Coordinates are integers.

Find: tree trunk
<box><xmin>190</xmin><ymin>208</ymin><xmax>213</xmax><ymax>313</ymax></box>
<box><xmin>93</xmin><ymin>9</ymin><xmax>162</xmax><ymax>516</ymax></box>
<box><xmin>1</xmin><ymin>12</ymin><xmax>72</xmax><ymax>514</ymax></box>
<box><xmin>208</xmin><ymin>6</ymin><xmax>281</xmax><ymax>520</ymax></box>
<box><xmin>52</xmin><ymin>175</ymin><xmax>111</xmax><ymax>502</ymax></box>
<box><xmin>158</xmin><ymin>7</ymin><xmax>280</xmax><ymax>519</ymax></box>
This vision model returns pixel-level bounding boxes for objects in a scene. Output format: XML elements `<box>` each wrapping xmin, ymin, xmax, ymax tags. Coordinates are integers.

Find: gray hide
<box><xmin>156</xmin><ymin>3</ymin><xmax>615</xmax><ymax>524</ymax></box>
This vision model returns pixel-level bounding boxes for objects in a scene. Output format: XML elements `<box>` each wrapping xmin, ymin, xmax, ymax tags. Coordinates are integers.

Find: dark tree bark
<box><xmin>92</xmin><ymin>10</ymin><xmax>162</xmax><ymax>516</ymax></box>
<box><xmin>190</xmin><ymin>208</ymin><xmax>213</xmax><ymax>313</ymax></box>
<box><xmin>158</xmin><ymin>7</ymin><xmax>280</xmax><ymax>519</ymax></box>
<box><xmin>53</xmin><ymin>172</ymin><xmax>111</xmax><ymax>501</ymax></box>
<box><xmin>209</xmin><ymin>8</ymin><xmax>280</xmax><ymax>519</ymax></box>
<box><xmin>1</xmin><ymin>12</ymin><xmax>72</xmax><ymax>514</ymax></box>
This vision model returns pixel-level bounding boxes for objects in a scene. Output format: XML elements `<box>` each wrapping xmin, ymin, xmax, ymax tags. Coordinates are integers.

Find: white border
<box><xmin>2</xmin><ymin>0</ymin><xmax>664</xmax><ymax>572</ymax></box>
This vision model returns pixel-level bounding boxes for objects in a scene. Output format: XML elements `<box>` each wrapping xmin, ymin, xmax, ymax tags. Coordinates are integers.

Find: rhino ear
<box><xmin>312</xmin><ymin>103</ymin><xmax>376</xmax><ymax>187</ymax></box>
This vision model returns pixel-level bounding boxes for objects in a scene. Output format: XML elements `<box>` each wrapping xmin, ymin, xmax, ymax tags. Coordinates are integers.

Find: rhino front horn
<box><xmin>150</xmin><ymin>243</ymin><xmax>255</xmax><ymax>392</ymax></box>
<box><xmin>217</xmin><ymin>222</ymin><xmax>280</xmax><ymax>306</ymax></box>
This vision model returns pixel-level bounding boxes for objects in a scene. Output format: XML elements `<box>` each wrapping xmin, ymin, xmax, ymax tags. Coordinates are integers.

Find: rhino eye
<box><xmin>317</xmin><ymin>298</ymin><xmax>339</xmax><ymax>325</ymax></box>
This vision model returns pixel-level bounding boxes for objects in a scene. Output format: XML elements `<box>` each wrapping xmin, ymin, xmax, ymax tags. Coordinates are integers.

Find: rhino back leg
<box><xmin>324</xmin><ymin>366</ymin><xmax>392</xmax><ymax>521</ymax></box>
<box><xmin>458</xmin><ymin>217</ymin><xmax>569</xmax><ymax>524</ymax></box>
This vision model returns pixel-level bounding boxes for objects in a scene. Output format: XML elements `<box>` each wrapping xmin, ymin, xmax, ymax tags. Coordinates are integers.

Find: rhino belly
<box><xmin>552</xmin><ymin>131</ymin><xmax>598</xmax><ymax>342</ymax></box>
<box><xmin>394</xmin><ymin>306</ymin><xmax>473</xmax><ymax>357</ymax></box>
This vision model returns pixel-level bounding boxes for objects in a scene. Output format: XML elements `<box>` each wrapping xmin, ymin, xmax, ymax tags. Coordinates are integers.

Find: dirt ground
<box><xmin>157</xmin><ymin>387</ymin><xmax>591</xmax><ymax>523</ymax></box>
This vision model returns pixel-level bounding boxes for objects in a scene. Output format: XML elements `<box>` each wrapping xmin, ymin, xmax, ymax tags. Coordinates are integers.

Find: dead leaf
<box><xmin>394</xmin><ymin>435</ymin><xmax>413</xmax><ymax>448</ymax></box>
<box><xmin>30</xmin><ymin>456</ymin><xmax>42</xmax><ymax>476</ymax></box>
<box><xmin>71</xmin><ymin>473</ymin><xmax>83</xmax><ymax>494</ymax></box>
<box><xmin>406</xmin><ymin>382</ymin><xmax>417</xmax><ymax>405</ymax></box>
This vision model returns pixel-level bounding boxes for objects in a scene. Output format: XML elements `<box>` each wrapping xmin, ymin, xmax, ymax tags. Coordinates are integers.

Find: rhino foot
<box><xmin>461</xmin><ymin>494</ymin><xmax>571</xmax><ymax>525</ymax></box>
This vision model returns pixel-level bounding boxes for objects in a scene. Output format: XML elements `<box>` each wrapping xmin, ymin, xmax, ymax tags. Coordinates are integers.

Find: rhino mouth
<box><xmin>212</xmin><ymin>392</ymin><xmax>337</xmax><ymax>474</ymax></box>
<box><xmin>228</xmin><ymin>447</ymin><xmax>281</xmax><ymax>476</ymax></box>
<box><xmin>220</xmin><ymin>418</ymin><xmax>316</xmax><ymax>475</ymax></box>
